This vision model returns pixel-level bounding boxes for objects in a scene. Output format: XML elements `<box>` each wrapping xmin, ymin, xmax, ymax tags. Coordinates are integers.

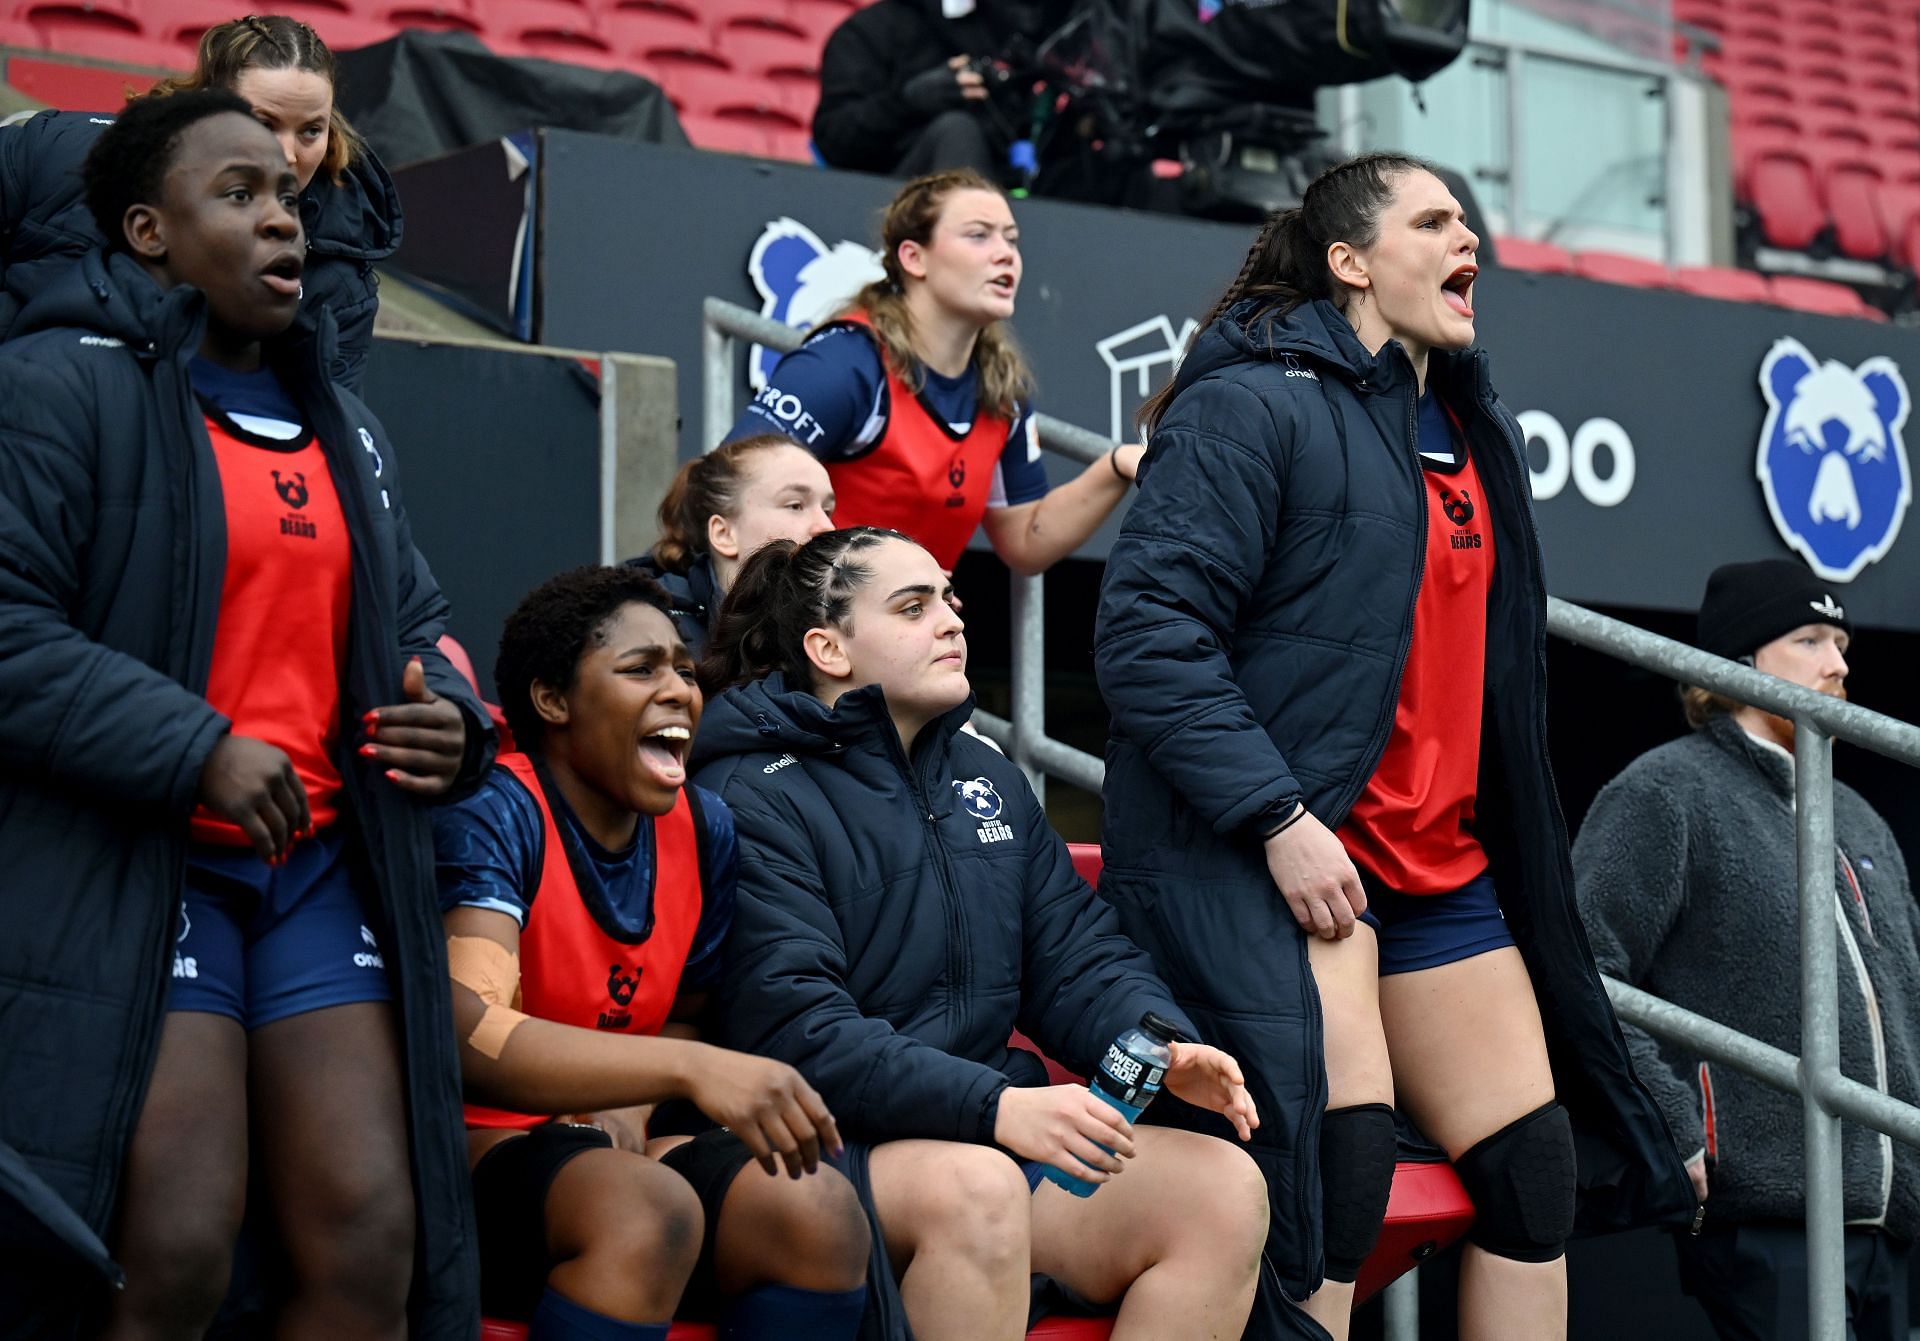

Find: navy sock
<box><xmin>721</xmin><ymin>1282</ymin><xmax>868</xmax><ymax>1340</ymax></box>
<box><xmin>527</xmin><ymin>1287</ymin><xmax>671</xmax><ymax>1341</ymax></box>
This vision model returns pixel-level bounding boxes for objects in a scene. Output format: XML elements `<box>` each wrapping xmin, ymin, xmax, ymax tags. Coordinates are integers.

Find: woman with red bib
<box><xmin>727</xmin><ymin>169</ymin><xmax>1138</xmax><ymax>576</ymax></box>
<box><xmin>433</xmin><ymin>565</ymin><xmax>869</xmax><ymax>1341</ymax></box>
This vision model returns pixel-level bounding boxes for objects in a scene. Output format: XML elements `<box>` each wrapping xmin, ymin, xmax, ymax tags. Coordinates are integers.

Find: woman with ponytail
<box><xmin>725</xmin><ymin>171</ymin><xmax>1136</xmax><ymax>577</ymax></box>
<box><xmin>690</xmin><ymin>528</ymin><xmax>1269</xmax><ymax>1341</ymax></box>
<box><xmin>0</xmin><ymin>14</ymin><xmax>400</xmax><ymax>391</ymax></box>
<box><xmin>1095</xmin><ymin>153</ymin><xmax>1694</xmax><ymax>1341</ymax></box>
<box><xmin>628</xmin><ymin>434</ymin><xmax>836</xmax><ymax>658</ymax></box>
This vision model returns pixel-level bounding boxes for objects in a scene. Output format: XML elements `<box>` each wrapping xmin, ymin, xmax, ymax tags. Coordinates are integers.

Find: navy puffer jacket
<box><xmin>0</xmin><ymin>249</ymin><xmax>487</xmax><ymax>1339</ymax></box>
<box><xmin>692</xmin><ymin>676</ymin><xmax>1196</xmax><ymax>1142</ymax></box>
<box><xmin>0</xmin><ymin>108</ymin><xmax>402</xmax><ymax>391</ymax></box>
<box><xmin>1094</xmin><ymin>297</ymin><xmax>1696</xmax><ymax>1297</ymax></box>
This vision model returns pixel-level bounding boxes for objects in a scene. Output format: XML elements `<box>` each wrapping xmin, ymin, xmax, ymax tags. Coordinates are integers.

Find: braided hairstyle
<box><xmin>1138</xmin><ymin>151</ymin><xmax>1438</xmax><ymax>435</ymax></box>
<box><xmin>701</xmin><ymin>527</ymin><xmax>913</xmax><ymax>694</ymax></box>
<box><xmin>147</xmin><ymin>14</ymin><xmax>365</xmax><ymax>185</ymax></box>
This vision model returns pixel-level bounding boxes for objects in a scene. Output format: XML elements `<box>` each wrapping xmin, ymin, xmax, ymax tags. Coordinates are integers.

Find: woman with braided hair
<box><xmin>0</xmin><ymin>13</ymin><xmax>400</xmax><ymax>391</ymax></box>
<box><xmin>1094</xmin><ymin>153</ymin><xmax>1695</xmax><ymax>1340</ymax></box>
<box><xmin>689</xmin><ymin>527</ymin><xmax>1270</xmax><ymax>1340</ymax></box>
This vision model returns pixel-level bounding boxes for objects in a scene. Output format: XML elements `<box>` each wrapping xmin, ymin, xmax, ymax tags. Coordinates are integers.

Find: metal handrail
<box><xmin>702</xmin><ymin>295</ymin><xmax>1920</xmax><ymax>1340</ymax></box>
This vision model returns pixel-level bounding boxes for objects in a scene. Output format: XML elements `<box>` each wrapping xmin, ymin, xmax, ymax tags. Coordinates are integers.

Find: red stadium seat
<box><xmin>703</xmin><ymin>0</ymin><xmax>805</xmax><ymax>39</ymax></box>
<box><xmin>1808</xmin><ymin>143</ymin><xmax>1890</xmax><ymax>261</ymax></box>
<box><xmin>1877</xmin><ymin>182</ymin><xmax>1920</xmax><ymax>268</ymax></box>
<box><xmin>381</xmin><ymin>2</ymin><xmax>484</xmax><ymax>36</ymax></box>
<box><xmin>603</xmin><ymin>8</ymin><xmax>707</xmax><ymax>55</ymax></box>
<box><xmin>13</xmin><ymin>0</ymin><xmax>173</xmax><ymax>63</ymax></box>
<box><xmin>765</xmin><ymin>124</ymin><xmax>814</xmax><ymax>162</ymax></box>
<box><xmin>1767</xmin><ymin>275</ymin><xmax>1885</xmax><ymax>321</ymax></box>
<box><xmin>0</xmin><ymin>15</ymin><xmax>41</xmax><ymax>46</ymax></box>
<box><xmin>719</xmin><ymin>25</ymin><xmax>819</xmax><ymax>78</ymax></box>
<box><xmin>1672</xmin><ymin>265</ymin><xmax>1771</xmax><ymax>303</ymax></box>
<box><xmin>1572</xmin><ymin>250</ymin><xmax>1673</xmax><ymax>288</ymax></box>
<box><xmin>678</xmin><ymin>110</ymin><xmax>772</xmax><ymax>155</ymax></box>
<box><xmin>1490</xmin><ymin>236</ymin><xmax>1574</xmax><ymax>273</ymax></box>
<box><xmin>636</xmin><ymin>41</ymin><xmax>731</xmax><ymax>73</ymax></box>
<box><xmin>654</xmin><ymin>65</ymin><xmax>806</xmax><ymax>127</ymax></box>
<box><xmin>0</xmin><ymin>51</ymin><xmax>167</xmax><ymax>100</ymax></box>
<box><xmin>1734</xmin><ymin>130</ymin><xmax>1827</xmax><ymax>250</ymax></box>
<box><xmin>496</xmin><ymin>4</ymin><xmax>624</xmax><ymax>69</ymax></box>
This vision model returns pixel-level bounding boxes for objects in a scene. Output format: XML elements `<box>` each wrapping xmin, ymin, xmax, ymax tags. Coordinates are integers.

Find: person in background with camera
<box><xmin>1575</xmin><ymin>559</ymin><xmax>1920</xmax><ymax>1341</ymax></box>
<box><xmin>813</xmin><ymin>0</ymin><xmax>1068</xmax><ymax>179</ymax></box>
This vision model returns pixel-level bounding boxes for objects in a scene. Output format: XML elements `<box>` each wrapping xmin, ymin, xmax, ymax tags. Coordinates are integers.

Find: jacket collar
<box><xmin>691</xmin><ymin>672</ymin><xmax>977</xmax><ymax>772</ymax></box>
<box><xmin>12</xmin><ymin>247</ymin><xmax>340</xmax><ymax>381</ymax></box>
<box><xmin>1704</xmin><ymin>713</ymin><xmax>1795</xmax><ymax>798</ymax></box>
<box><xmin>1174</xmin><ymin>295</ymin><xmax>1493</xmax><ymax>411</ymax></box>
<box><xmin>299</xmin><ymin>148</ymin><xmax>403</xmax><ymax>263</ymax></box>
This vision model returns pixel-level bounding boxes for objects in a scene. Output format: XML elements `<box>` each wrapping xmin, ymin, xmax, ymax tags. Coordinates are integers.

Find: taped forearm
<box><xmin>447</xmin><ymin>934</ymin><xmax>527</xmax><ymax>1060</ymax></box>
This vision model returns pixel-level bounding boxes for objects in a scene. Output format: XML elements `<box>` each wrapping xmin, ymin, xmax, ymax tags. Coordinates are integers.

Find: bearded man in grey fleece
<box><xmin>1573</xmin><ymin>558</ymin><xmax>1920</xmax><ymax>1341</ymax></box>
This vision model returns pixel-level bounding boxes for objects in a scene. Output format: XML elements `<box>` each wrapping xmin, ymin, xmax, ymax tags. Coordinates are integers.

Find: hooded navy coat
<box><xmin>1094</xmin><ymin>298</ymin><xmax>1695</xmax><ymax>1298</ymax></box>
<box><xmin>0</xmin><ymin>108</ymin><xmax>402</xmax><ymax>392</ymax></box>
<box><xmin>692</xmin><ymin>676</ymin><xmax>1218</xmax><ymax>1336</ymax></box>
<box><xmin>0</xmin><ymin>249</ymin><xmax>488</xmax><ymax>1339</ymax></box>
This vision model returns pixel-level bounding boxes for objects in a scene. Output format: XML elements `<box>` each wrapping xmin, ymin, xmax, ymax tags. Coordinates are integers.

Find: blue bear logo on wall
<box><xmin>1757</xmin><ymin>337</ymin><xmax>1912</xmax><ymax>582</ymax></box>
<box><xmin>745</xmin><ymin>217</ymin><xmax>884</xmax><ymax>390</ymax></box>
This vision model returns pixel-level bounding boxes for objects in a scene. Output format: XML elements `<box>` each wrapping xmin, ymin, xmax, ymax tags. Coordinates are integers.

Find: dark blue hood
<box><xmin>690</xmin><ymin>671</ymin><xmax>976</xmax><ymax>773</ymax></box>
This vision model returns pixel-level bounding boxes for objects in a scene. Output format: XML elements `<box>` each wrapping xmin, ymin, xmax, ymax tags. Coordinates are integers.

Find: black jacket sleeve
<box><xmin>1094</xmin><ymin>377</ymin><xmax>1304</xmax><ymax>835</ymax></box>
<box><xmin>0</xmin><ymin>356</ymin><xmax>228</xmax><ymax>811</ymax></box>
<box><xmin>718</xmin><ymin>784</ymin><xmax>1013</xmax><ymax>1144</ymax></box>
<box><xmin>350</xmin><ymin>397</ymin><xmax>496</xmax><ymax>797</ymax></box>
<box><xmin>1013</xmin><ymin>779</ymin><xmax>1198</xmax><ymax>1076</ymax></box>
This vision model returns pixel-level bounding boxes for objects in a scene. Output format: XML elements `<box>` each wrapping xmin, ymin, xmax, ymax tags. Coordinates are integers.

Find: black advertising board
<box><xmin>460</xmin><ymin>132</ymin><xmax>1919</xmax><ymax>630</ymax></box>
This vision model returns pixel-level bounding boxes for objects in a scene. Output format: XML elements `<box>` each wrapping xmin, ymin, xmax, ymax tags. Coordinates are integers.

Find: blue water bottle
<box><xmin>1041</xmin><ymin>1012</ymin><xmax>1181</xmax><ymax>1197</ymax></box>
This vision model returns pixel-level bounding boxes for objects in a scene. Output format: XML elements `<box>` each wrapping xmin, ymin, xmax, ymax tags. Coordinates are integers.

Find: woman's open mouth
<box><xmin>637</xmin><ymin>725</ymin><xmax>690</xmax><ymax>788</ymax></box>
<box><xmin>1441</xmin><ymin>264</ymin><xmax>1477</xmax><ymax>318</ymax></box>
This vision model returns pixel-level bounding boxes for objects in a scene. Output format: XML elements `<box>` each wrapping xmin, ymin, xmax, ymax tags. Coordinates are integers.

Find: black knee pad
<box><xmin>1320</xmin><ymin>1102</ymin><xmax>1398</xmax><ymax>1283</ymax></box>
<box><xmin>1453</xmin><ymin>1101</ymin><xmax>1576</xmax><ymax>1264</ymax></box>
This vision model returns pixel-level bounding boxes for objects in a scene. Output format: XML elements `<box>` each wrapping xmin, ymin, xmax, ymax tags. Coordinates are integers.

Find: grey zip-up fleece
<box><xmin>1573</xmin><ymin>713</ymin><xmax>1920</xmax><ymax>1237</ymax></box>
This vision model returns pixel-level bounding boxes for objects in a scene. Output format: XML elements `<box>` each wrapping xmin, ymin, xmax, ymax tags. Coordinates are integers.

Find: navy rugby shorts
<box><xmin>1357</xmin><ymin>869</ymin><xmax>1515</xmax><ymax>975</ymax></box>
<box><xmin>168</xmin><ymin>828</ymin><xmax>391</xmax><ymax>1027</ymax></box>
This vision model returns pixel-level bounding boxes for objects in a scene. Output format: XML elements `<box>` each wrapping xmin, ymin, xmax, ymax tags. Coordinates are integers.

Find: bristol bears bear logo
<box><xmin>1757</xmin><ymin>338</ymin><xmax>1912</xmax><ymax>582</ymax></box>
<box><xmin>1441</xmin><ymin>488</ymin><xmax>1474</xmax><ymax>526</ymax></box>
<box><xmin>272</xmin><ymin>469</ymin><xmax>308</xmax><ymax>509</ymax></box>
<box><xmin>607</xmin><ymin>963</ymin><xmax>639</xmax><ymax>1008</ymax></box>
<box><xmin>746</xmin><ymin>217</ymin><xmax>885</xmax><ymax>389</ymax></box>
<box><xmin>953</xmin><ymin>777</ymin><xmax>1003</xmax><ymax>820</ymax></box>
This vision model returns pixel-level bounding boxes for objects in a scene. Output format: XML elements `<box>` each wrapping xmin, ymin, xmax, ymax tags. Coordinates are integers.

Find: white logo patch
<box><xmin>1095</xmin><ymin>315</ymin><xmax>1200</xmax><ymax>442</ymax></box>
<box><xmin>762</xmin><ymin>753</ymin><xmax>798</xmax><ymax>775</ymax></box>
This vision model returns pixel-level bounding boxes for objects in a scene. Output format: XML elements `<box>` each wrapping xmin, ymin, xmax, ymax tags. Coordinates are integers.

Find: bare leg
<box><xmin>250</xmin><ymin>1002</ymin><xmax>414</xmax><ymax>1341</ymax></box>
<box><xmin>866</xmin><ymin>1140</ymin><xmax>1030</xmax><ymax>1341</ymax></box>
<box><xmin>1380</xmin><ymin>947</ymin><xmax>1565</xmax><ymax>1341</ymax></box>
<box><xmin>99</xmin><ymin>1011</ymin><xmax>249</xmax><ymax>1341</ymax></box>
<box><xmin>1301</xmin><ymin>923</ymin><xmax>1393</xmax><ymax>1341</ymax></box>
<box><xmin>542</xmin><ymin>1145</ymin><xmax>702</xmax><ymax>1321</ymax></box>
<box><xmin>708</xmin><ymin>1160</ymin><xmax>870</xmax><ymax>1295</ymax></box>
<box><xmin>1029</xmin><ymin>1126</ymin><xmax>1267</xmax><ymax>1341</ymax></box>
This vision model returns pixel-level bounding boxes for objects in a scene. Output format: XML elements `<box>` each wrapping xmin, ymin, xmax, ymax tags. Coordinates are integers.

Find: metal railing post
<box><xmin>1009</xmin><ymin>568</ymin><xmax>1046</xmax><ymax>804</ymax></box>
<box><xmin>1382</xmin><ymin>1268</ymin><xmax>1419</xmax><ymax>1341</ymax></box>
<box><xmin>1797</xmin><ymin>721</ymin><xmax>1845</xmax><ymax>1341</ymax></box>
<box><xmin>702</xmin><ymin>297</ymin><xmax>736</xmax><ymax>453</ymax></box>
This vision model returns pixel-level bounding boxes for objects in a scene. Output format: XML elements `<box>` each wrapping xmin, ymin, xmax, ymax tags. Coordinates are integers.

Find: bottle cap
<box><xmin>1139</xmin><ymin>1012</ymin><xmax>1184</xmax><ymax>1044</ymax></box>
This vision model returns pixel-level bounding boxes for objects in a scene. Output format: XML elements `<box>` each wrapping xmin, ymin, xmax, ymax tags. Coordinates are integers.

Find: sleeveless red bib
<box><xmin>464</xmin><ymin>753</ymin><xmax>706</xmax><ymax>1130</ymax></box>
<box><xmin>820</xmin><ymin>312</ymin><xmax>1011</xmax><ymax>571</ymax></box>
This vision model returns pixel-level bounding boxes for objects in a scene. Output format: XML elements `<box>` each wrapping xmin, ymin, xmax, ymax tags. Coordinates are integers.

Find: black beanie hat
<box><xmin>1697</xmin><ymin>559</ymin><xmax>1853</xmax><ymax>661</ymax></box>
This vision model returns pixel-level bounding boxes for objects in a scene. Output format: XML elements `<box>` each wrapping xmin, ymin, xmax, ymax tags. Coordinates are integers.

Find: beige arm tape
<box><xmin>447</xmin><ymin>935</ymin><xmax>527</xmax><ymax>1061</ymax></box>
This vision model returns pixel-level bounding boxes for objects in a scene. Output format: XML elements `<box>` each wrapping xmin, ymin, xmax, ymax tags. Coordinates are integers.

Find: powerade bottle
<box><xmin>1041</xmin><ymin>1012</ymin><xmax>1181</xmax><ymax>1198</ymax></box>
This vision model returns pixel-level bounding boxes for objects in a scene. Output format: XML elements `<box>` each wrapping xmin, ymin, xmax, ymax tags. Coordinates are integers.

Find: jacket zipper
<box><xmin>1328</xmin><ymin>356</ymin><xmax>1428</xmax><ymax>825</ymax></box>
<box><xmin>1833</xmin><ymin>896</ymin><xmax>1893</xmax><ymax>1224</ymax></box>
<box><xmin>891</xmin><ymin>731</ymin><xmax>971</xmax><ymax>1044</ymax></box>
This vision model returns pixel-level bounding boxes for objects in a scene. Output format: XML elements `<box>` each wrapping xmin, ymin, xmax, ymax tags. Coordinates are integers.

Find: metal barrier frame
<box><xmin>704</xmin><ymin>296</ymin><xmax>1920</xmax><ymax>1340</ymax></box>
